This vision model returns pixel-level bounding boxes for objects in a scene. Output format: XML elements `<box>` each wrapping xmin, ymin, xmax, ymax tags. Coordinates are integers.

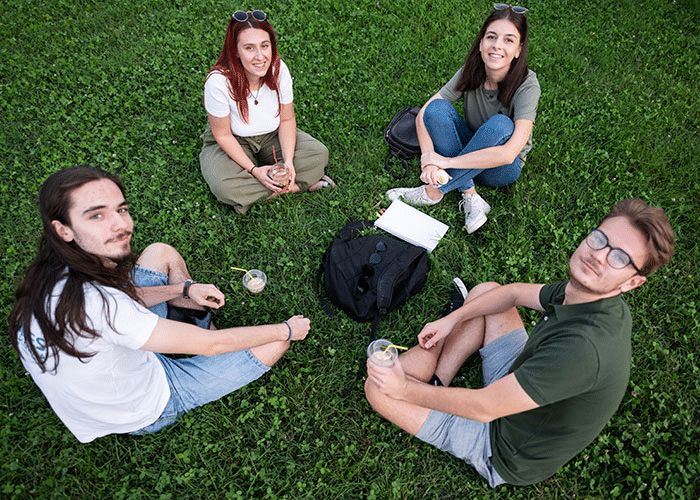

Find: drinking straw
<box><xmin>231</xmin><ymin>267</ymin><xmax>254</xmax><ymax>280</ymax></box>
<box><xmin>383</xmin><ymin>344</ymin><xmax>408</xmax><ymax>353</ymax></box>
<box><xmin>272</xmin><ymin>145</ymin><xmax>281</xmax><ymax>168</ymax></box>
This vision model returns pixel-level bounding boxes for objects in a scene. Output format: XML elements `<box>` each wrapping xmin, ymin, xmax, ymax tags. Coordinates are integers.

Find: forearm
<box><xmin>277</xmin><ymin>116</ymin><xmax>297</xmax><ymax>165</ymax></box>
<box><xmin>215</xmin><ymin>132</ymin><xmax>257</xmax><ymax>172</ymax></box>
<box><xmin>204</xmin><ymin>323</ymin><xmax>290</xmax><ymax>356</ymax></box>
<box><xmin>401</xmin><ymin>372</ymin><xmax>538</xmax><ymax>423</ymax></box>
<box><xmin>416</xmin><ymin>93</ymin><xmax>442</xmax><ymax>159</ymax></box>
<box><xmin>416</xmin><ymin>108</ymin><xmax>436</xmax><ymax>156</ymax></box>
<box><xmin>451</xmin><ymin>282</ymin><xmax>544</xmax><ymax>322</ymax></box>
<box><xmin>444</xmin><ymin>145</ymin><xmax>516</xmax><ymax>171</ymax></box>
<box><xmin>404</xmin><ymin>380</ymin><xmax>493</xmax><ymax>422</ymax></box>
<box><xmin>143</xmin><ymin>319</ymin><xmax>289</xmax><ymax>356</ymax></box>
<box><xmin>136</xmin><ymin>283</ymin><xmax>187</xmax><ymax>308</ymax></box>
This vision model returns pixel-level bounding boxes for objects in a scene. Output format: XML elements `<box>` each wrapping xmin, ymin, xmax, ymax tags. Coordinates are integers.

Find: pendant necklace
<box><xmin>251</xmin><ymin>86</ymin><xmax>261</xmax><ymax>105</ymax></box>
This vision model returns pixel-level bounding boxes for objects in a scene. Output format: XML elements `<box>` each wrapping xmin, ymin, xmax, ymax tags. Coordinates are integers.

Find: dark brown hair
<box><xmin>9</xmin><ymin>166</ymin><xmax>139</xmax><ymax>373</ymax></box>
<box><xmin>455</xmin><ymin>8</ymin><xmax>530</xmax><ymax>108</ymax></box>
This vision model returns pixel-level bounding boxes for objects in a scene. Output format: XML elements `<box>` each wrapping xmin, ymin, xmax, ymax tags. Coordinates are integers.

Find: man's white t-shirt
<box><xmin>203</xmin><ymin>59</ymin><xmax>294</xmax><ymax>137</ymax></box>
<box><xmin>17</xmin><ymin>278</ymin><xmax>168</xmax><ymax>443</ymax></box>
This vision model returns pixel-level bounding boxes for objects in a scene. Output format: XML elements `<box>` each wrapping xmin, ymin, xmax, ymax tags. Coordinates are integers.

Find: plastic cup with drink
<box><xmin>367</xmin><ymin>339</ymin><xmax>408</xmax><ymax>367</ymax></box>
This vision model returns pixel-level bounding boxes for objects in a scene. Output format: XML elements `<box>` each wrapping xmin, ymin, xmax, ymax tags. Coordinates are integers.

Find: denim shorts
<box><xmin>131</xmin><ymin>349</ymin><xmax>270</xmax><ymax>434</ymax></box>
<box><xmin>130</xmin><ymin>266</ymin><xmax>270</xmax><ymax>435</ymax></box>
<box><xmin>131</xmin><ymin>266</ymin><xmax>211</xmax><ymax>329</ymax></box>
<box><xmin>415</xmin><ymin>327</ymin><xmax>528</xmax><ymax>487</ymax></box>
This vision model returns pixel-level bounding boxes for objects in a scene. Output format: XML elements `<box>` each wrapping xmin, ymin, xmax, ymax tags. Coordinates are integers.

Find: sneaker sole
<box><xmin>466</xmin><ymin>214</ymin><xmax>487</xmax><ymax>233</ymax></box>
<box><xmin>452</xmin><ymin>277</ymin><xmax>468</xmax><ymax>299</ymax></box>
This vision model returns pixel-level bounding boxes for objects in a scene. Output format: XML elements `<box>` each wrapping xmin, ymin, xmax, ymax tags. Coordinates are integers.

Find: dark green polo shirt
<box><xmin>490</xmin><ymin>281</ymin><xmax>632</xmax><ymax>485</ymax></box>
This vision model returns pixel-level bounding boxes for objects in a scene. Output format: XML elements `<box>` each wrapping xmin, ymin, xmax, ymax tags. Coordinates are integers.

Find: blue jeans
<box><xmin>415</xmin><ymin>327</ymin><xmax>529</xmax><ymax>487</ymax></box>
<box><xmin>130</xmin><ymin>266</ymin><xmax>270</xmax><ymax>435</ymax></box>
<box><xmin>423</xmin><ymin>99</ymin><xmax>521</xmax><ymax>193</ymax></box>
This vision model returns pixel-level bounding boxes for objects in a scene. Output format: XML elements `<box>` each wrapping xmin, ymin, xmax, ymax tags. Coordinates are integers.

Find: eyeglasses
<box><xmin>356</xmin><ymin>241</ymin><xmax>387</xmax><ymax>293</ymax></box>
<box><xmin>232</xmin><ymin>10</ymin><xmax>266</xmax><ymax>23</ymax></box>
<box><xmin>493</xmin><ymin>3</ymin><xmax>529</xmax><ymax>14</ymax></box>
<box><xmin>586</xmin><ymin>228</ymin><xmax>641</xmax><ymax>274</ymax></box>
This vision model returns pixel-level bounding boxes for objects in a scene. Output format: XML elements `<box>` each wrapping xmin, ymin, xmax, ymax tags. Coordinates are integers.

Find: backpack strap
<box><xmin>315</xmin><ymin>258</ymin><xmax>335</xmax><ymax>317</ymax></box>
<box><xmin>337</xmin><ymin>219</ymin><xmax>375</xmax><ymax>241</ymax></box>
<box><xmin>340</xmin><ymin>314</ymin><xmax>382</xmax><ymax>399</ymax></box>
<box><xmin>384</xmin><ymin>154</ymin><xmax>410</xmax><ymax>180</ymax></box>
<box><xmin>375</xmin><ymin>244</ymin><xmax>427</xmax><ymax>315</ymax></box>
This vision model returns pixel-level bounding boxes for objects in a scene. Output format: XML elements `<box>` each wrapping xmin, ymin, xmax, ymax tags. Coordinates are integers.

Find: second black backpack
<box><xmin>383</xmin><ymin>106</ymin><xmax>421</xmax><ymax>179</ymax></box>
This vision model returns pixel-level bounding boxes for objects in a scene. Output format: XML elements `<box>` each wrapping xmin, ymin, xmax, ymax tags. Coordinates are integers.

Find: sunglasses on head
<box><xmin>232</xmin><ymin>10</ymin><xmax>267</xmax><ymax>23</ymax></box>
<box><xmin>493</xmin><ymin>3</ymin><xmax>529</xmax><ymax>14</ymax></box>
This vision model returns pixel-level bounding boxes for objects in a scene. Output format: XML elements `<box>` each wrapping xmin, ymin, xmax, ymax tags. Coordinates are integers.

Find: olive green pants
<box><xmin>199</xmin><ymin>126</ymin><xmax>328</xmax><ymax>214</ymax></box>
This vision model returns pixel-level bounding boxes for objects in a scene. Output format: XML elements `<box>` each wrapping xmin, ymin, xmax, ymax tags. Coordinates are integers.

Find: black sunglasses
<box><xmin>232</xmin><ymin>10</ymin><xmax>266</xmax><ymax>23</ymax></box>
<box><xmin>356</xmin><ymin>241</ymin><xmax>388</xmax><ymax>293</ymax></box>
<box><xmin>493</xmin><ymin>3</ymin><xmax>529</xmax><ymax>14</ymax></box>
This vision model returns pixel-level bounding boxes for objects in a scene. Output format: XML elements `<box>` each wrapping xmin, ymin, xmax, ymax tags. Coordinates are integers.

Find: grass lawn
<box><xmin>1</xmin><ymin>0</ymin><xmax>698</xmax><ymax>498</ymax></box>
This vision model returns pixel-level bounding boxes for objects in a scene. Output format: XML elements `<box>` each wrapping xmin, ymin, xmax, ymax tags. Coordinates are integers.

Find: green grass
<box><xmin>1</xmin><ymin>0</ymin><xmax>698</xmax><ymax>498</ymax></box>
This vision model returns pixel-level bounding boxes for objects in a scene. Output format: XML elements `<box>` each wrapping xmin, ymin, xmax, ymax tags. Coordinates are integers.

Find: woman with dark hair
<box><xmin>200</xmin><ymin>10</ymin><xmax>332</xmax><ymax>214</ymax></box>
<box><xmin>387</xmin><ymin>5</ymin><xmax>540</xmax><ymax>233</ymax></box>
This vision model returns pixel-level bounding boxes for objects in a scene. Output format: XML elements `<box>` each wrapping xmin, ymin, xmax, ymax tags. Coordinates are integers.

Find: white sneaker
<box><xmin>459</xmin><ymin>192</ymin><xmax>491</xmax><ymax>233</ymax></box>
<box><xmin>386</xmin><ymin>185</ymin><xmax>442</xmax><ymax>206</ymax></box>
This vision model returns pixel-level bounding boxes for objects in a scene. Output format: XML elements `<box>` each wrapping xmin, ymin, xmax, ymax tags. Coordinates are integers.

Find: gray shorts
<box><xmin>415</xmin><ymin>327</ymin><xmax>528</xmax><ymax>487</ymax></box>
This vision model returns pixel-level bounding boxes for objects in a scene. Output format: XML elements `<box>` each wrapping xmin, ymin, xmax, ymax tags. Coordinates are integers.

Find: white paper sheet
<box><xmin>374</xmin><ymin>199</ymin><xmax>449</xmax><ymax>253</ymax></box>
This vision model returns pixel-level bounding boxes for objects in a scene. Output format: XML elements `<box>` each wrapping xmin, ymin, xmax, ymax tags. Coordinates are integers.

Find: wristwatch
<box><xmin>182</xmin><ymin>279</ymin><xmax>195</xmax><ymax>299</ymax></box>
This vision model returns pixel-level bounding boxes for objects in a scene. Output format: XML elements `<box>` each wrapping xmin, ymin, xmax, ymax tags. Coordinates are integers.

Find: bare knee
<box><xmin>250</xmin><ymin>341</ymin><xmax>290</xmax><ymax>368</ymax></box>
<box><xmin>136</xmin><ymin>243</ymin><xmax>188</xmax><ymax>279</ymax></box>
<box><xmin>364</xmin><ymin>377</ymin><xmax>381</xmax><ymax>410</ymax></box>
<box><xmin>138</xmin><ymin>242</ymin><xmax>174</xmax><ymax>265</ymax></box>
<box><xmin>466</xmin><ymin>281</ymin><xmax>502</xmax><ymax>301</ymax></box>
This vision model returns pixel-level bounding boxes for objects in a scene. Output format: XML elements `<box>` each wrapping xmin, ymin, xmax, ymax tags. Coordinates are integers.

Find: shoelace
<box><xmin>458</xmin><ymin>196</ymin><xmax>473</xmax><ymax>216</ymax></box>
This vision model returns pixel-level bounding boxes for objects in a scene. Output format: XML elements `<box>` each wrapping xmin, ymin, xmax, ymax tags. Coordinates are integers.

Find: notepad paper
<box><xmin>374</xmin><ymin>199</ymin><xmax>449</xmax><ymax>253</ymax></box>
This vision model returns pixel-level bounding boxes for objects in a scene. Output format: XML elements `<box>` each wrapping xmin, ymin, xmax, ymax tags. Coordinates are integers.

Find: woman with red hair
<box><xmin>200</xmin><ymin>10</ymin><xmax>332</xmax><ymax>214</ymax></box>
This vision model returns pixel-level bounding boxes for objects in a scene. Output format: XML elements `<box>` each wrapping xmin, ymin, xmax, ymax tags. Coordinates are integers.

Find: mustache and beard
<box><xmin>108</xmin><ymin>231</ymin><xmax>135</xmax><ymax>265</ymax></box>
<box><xmin>568</xmin><ymin>255</ymin><xmax>620</xmax><ymax>296</ymax></box>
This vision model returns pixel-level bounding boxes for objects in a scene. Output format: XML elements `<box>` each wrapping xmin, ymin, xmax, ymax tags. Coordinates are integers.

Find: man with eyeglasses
<box><xmin>365</xmin><ymin>198</ymin><xmax>675</xmax><ymax>486</ymax></box>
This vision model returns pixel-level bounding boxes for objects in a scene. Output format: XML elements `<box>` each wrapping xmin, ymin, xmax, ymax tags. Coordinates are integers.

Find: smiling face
<box><xmin>51</xmin><ymin>179</ymin><xmax>133</xmax><ymax>265</ymax></box>
<box><xmin>236</xmin><ymin>27</ymin><xmax>272</xmax><ymax>84</ymax></box>
<box><xmin>568</xmin><ymin>216</ymin><xmax>648</xmax><ymax>298</ymax></box>
<box><xmin>479</xmin><ymin>18</ymin><xmax>523</xmax><ymax>80</ymax></box>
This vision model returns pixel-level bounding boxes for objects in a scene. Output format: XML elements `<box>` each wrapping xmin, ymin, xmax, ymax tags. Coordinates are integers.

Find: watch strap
<box><xmin>182</xmin><ymin>279</ymin><xmax>195</xmax><ymax>299</ymax></box>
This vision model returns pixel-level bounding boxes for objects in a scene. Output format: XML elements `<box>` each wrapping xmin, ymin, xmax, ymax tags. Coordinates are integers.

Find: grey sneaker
<box><xmin>386</xmin><ymin>185</ymin><xmax>442</xmax><ymax>206</ymax></box>
<box><xmin>459</xmin><ymin>192</ymin><xmax>491</xmax><ymax>233</ymax></box>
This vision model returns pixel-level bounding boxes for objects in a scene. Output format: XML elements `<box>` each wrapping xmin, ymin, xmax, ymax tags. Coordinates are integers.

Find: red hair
<box><xmin>206</xmin><ymin>16</ymin><xmax>281</xmax><ymax>123</ymax></box>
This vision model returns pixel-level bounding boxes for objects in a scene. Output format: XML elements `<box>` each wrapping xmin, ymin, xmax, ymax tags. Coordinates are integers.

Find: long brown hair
<box><xmin>456</xmin><ymin>8</ymin><xmax>530</xmax><ymax>108</ymax></box>
<box><xmin>9</xmin><ymin>166</ymin><xmax>139</xmax><ymax>373</ymax></box>
<box><xmin>206</xmin><ymin>14</ymin><xmax>281</xmax><ymax>123</ymax></box>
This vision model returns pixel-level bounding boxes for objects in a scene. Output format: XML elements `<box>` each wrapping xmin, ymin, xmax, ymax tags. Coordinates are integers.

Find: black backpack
<box><xmin>383</xmin><ymin>106</ymin><xmax>421</xmax><ymax>179</ymax></box>
<box><xmin>317</xmin><ymin>220</ymin><xmax>430</xmax><ymax>394</ymax></box>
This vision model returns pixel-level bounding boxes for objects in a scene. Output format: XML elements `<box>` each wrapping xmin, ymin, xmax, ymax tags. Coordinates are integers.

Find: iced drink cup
<box><xmin>243</xmin><ymin>269</ymin><xmax>267</xmax><ymax>294</ymax></box>
<box><xmin>436</xmin><ymin>170</ymin><xmax>450</xmax><ymax>186</ymax></box>
<box><xmin>367</xmin><ymin>339</ymin><xmax>398</xmax><ymax>367</ymax></box>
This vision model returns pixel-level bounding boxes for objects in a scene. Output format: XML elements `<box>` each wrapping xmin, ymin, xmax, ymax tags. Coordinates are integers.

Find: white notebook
<box><xmin>374</xmin><ymin>199</ymin><xmax>449</xmax><ymax>253</ymax></box>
